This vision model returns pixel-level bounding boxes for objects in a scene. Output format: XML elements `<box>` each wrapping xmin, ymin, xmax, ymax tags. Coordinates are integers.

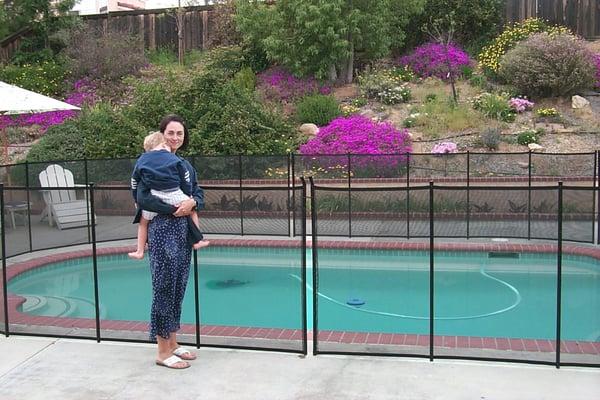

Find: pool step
<box><xmin>488</xmin><ymin>252</ymin><xmax>520</xmax><ymax>259</ymax></box>
<box><xmin>20</xmin><ymin>295</ymin><xmax>100</xmax><ymax>318</ymax></box>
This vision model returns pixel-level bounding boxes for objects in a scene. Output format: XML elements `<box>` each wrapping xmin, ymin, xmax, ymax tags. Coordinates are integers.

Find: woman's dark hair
<box><xmin>159</xmin><ymin>114</ymin><xmax>189</xmax><ymax>151</ymax></box>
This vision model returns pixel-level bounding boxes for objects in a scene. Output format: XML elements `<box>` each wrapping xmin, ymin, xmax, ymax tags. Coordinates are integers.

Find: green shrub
<box><xmin>147</xmin><ymin>47</ymin><xmax>178</xmax><ymax>66</ymax></box>
<box><xmin>517</xmin><ymin>129</ymin><xmax>539</xmax><ymax>145</ymax></box>
<box><xmin>295</xmin><ymin>95</ymin><xmax>341</xmax><ymax>126</ymax></box>
<box><xmin>478</xmin><ymin>18</ymin><xmax>570</xmax><ymax>76</ymax></box>
<box><xmin>200</xmin><ymin>46</ymin><xmax>247</xmax><ymax>77</ymax></box>
<box><xmin>472</xmin><ymin>92</ymin><xmax>516</xmax><ymax>122</ymax></box>
<box><xmin>499</xmin><ymin>32</ymin><xmax>596</xmax><ymax>98</ymax></box>
<box><xmin>0</xmin><ymin>60</ymin><xmax>68</xmax><ymax>97</ymax></box>
<box><xmin>26</xmin><ymin>121</ymin><xmax>85</xmax><ymax>162</ymax></box>
<box><xmin>479</xmin><ymin>127</ymin><xmax>501</xmax><ymax>150</ymax></box>
<box><xmin>233</xmin><ymin>66</ymin><xmax>256</xmax><ymax>92</ymax></box>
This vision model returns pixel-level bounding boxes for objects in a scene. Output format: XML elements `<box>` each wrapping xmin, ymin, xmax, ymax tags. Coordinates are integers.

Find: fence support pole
<box><xmin>85</xmin><ymin>158</ymin><xmax>91</xmax><ymax>243</ymax></box>
<box><xmin>429</xmin><ymin>181</ymin><xmax>434</xmax><ymax>362</ymax></box>
<box><xmin>238</xmin><ymin>155</ymin><xmax>244</xmax><ymax>236</ymax></box>
<box><xmin>25</xmin><ymin>161</ymin><xmax>32</xmax><ymax>252</ymax></box>
<box><xmin>406</xmin><ymin>152</ymin><xmax>411</xmax><ymax>239</ymax></box>
<box><xmin>193</xmin><ymin>249</ymin><xmax>200</xmax><ymax>349</ymax></box>
<box><xmin>288</xmin><ymin>153</ymin><xmax>293</xmax><ymax>237</ymax></box>
<box><xmin>528</xmin><ymin>151</ymin><xmax>532</xmax><ymax>240</ymax></box>
<box><xmin>1</xmin><ymin>184</ymin><xmax>9</xmax><ymax>336</ymax></box>
<box><xmin>89</xmin><ymin>183</ymin><xmax>101</xmax><ymax>342</ymax></box>
<box><xmin>596</xmin><ymin>150</ymin><xmax>599</xmax><ymax>245</ymax></box>
<box><xmin>555</xmin><ymin>181</ymin><xmax>563</xmax><ymax>368</ymax></box>
<box><xmin>300</xmin><ymin>177</ymin><xmax>308</xmax><ymax>356</ymax></box>
<box><xmin>347</xmin><ymin>154</ymin><xmax>352</xmax><ymax>238</ymax></box>
<box><xmin>466</xmin><ymin>151</ymin><xmax>470</xmax><ymax>239</ymax></box>
<box><xmin>309</xmin><ymin>177</ymin><xmax>319</xmax><ymax>355</ymax></box>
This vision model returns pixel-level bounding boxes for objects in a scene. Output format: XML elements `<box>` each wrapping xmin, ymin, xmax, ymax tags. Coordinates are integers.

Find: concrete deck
<box><xmin>0</xmin><ymin>336</ymin><xmax>599</xmax><ymax>400</ymax></box>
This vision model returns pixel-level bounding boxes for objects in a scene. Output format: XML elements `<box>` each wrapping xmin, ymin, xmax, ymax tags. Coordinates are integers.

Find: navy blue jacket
<box><xmin>131</xmin><ymin>149</ymin><xmax>191</xmax><ymax>201</ymax></box>
<box><xmin>132</xmin><ymin>155</ymin><xmax>204</xmax><ymax>223</ymax></box>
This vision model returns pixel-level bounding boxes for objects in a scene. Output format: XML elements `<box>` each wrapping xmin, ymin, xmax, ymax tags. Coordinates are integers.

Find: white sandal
<box><xmin>156</xmin><ymin>355</ymin><xmax>190</xmax><ymax>369</ymax></box>
<box><xmin>173</xmin><ymin>347</ymin><xmax>197</xmax><ymax>360</ymax></box>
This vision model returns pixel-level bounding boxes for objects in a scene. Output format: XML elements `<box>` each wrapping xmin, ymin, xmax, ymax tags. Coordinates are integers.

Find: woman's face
<box><xmin>162</xmin><ymin>121</ymin><xmax>185</xmax><ymax>152</ymax></box>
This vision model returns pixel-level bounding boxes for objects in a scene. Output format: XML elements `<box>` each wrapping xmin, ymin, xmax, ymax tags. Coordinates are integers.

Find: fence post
<box><xmin>85</xmin><ymin>158</ymin><xmax>91</xmax><ymax>243</ymax></box>
<box><xmin>406</xmin><ymin>152</ymin><xmax>411</xmax><ymax>239</ymax></box>
<box><xmin>429</xmin><ymin>181</ymin><xmax>434</xmax><ymax>362</ymax></box>
<box><xmin>300</xmin><ymin>177</ymin><xmax>308</xmax><ymax>356</ymax></box>
<box><xmin>89</xmin><ymin>183</ymin><xmax>101</xmax><ymax>342</ymax></box>
<box><xmin>25</xmin><ymin>161</ymin><xmax>32</xmax><ymax>252</ymax></box>
<box><xmin>238</xmin><ymin>154</ymin><xmax>244</xmax><ymax>236</ymax></box>
<box><xmin>193</xmin><ymin>249</ymin><xmax>200</xmax><ymax>349</ymax></box>
<box><xmin>347</xmin><ymin>154</ymin><xmax>352</xmax><ymax>238</ymax></box>
<box><xmin>555</xmin><ymin>181</ymin><xmax>563</xmax><ymax>368</ymax></box>
<box><xmin>528</xmin><ymin>151</ymin><xmax>532</xmax><ymax>240</ymax></box>
<box><xmin>596</xmin><ymin>150</ymin><xmax>599</xmax><ymax>245</ymax></box>
<box><xmin>466</xmin><ymin>151</ymin><xmax>470</xmax><ymax>239</ymax></box>
<box><xmin>291</xmin><ymin>153</ymin><xmax>296</xmax><ymax>237</ymax></box>
<box><xmin>309</xmin><ymin>177</ymin><xmax>319</xmax><ymax>355</ymax></box>
<box><xmin>1</xmin><ymin>183</ymin><xmax>9</xmax><ymax>336</ymax></box>
<box><xmin>288</xmin><ymin>153</ymin><xmax>293</xmax><ymax>237</ymax></box>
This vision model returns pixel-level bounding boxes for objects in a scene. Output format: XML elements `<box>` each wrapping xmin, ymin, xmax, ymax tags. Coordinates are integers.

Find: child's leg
<box><xmin>128</xmin><ymin>218</ymin><xmax>149</xmax><ymax>259</ymax></box>
<box><xmin>190</xmin><ymin>213</ymin><xmax>209</xmax><ymax>250</ymax></box>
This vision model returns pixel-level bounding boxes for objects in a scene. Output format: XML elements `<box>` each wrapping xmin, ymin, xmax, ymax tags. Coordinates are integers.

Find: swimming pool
<box><xmin>7</xmin><ymin>246</ymin><xmax>600</xmax><ymax>342</ymax></box>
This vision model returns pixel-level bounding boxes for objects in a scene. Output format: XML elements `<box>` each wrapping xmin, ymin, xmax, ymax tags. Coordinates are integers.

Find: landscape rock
<box><xmin>572</xmin><ymin>95</ymin><xmax>590</xmax><ymax>109</ymax></box>
<box><xmin>299</xmin><ymin>123</ymin><xmax>319</xmax><ymax>137</ymax></box>
<box><xmin>528</xmin><ymin>143</ymin><xmax>544</xmax><ymax>152</ymax></box>
<box><xmin>517</xmin><ymin>161</ymin><xmax>529</xmax><ymax>169</ymax></box>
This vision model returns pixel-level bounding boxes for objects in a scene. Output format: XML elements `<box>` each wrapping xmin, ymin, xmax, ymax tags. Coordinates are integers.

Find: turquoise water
<box><xmin>8</xmin><ymin>247</ymin><xmax>600</xmax><ymax>341</ymax></box>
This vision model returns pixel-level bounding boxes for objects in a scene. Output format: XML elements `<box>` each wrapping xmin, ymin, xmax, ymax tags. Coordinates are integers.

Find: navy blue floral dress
<box><xmin>147</xmin><ymin>214</ymin><xmax>192</xmax><ymax>340</ymax></box>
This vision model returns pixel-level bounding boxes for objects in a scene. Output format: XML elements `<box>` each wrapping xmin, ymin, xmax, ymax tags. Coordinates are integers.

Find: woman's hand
<box><xmin>173</xmin><ymin>198</ymin><xmax>196</xmax><ymax>217</ymax></box>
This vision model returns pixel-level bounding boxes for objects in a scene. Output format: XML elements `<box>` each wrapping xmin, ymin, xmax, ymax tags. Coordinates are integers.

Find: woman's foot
<box><xmin>172</xmin><ymin>347</ymin><xmax>197</xmax><ymax>360</ymax></box>
<box><xmin>193</xmin><ymin>240</ymin><xmax>210</xmax><ymax>250</ymax></box>
<box><xmin>156</xmin><ymin>355</ymin><xmax>190</xmax><ymax>369</ymax></box>
<box><xmin>128</xmin><ymin>251</ymin><xmax>144</xmax><ymax>260</ymax></box>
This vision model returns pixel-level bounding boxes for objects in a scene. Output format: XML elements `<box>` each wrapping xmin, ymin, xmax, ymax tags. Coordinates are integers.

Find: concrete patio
<box><xmin>0</xmin><ymin>335</ymin><xmax>599</xmax><ymax>400</ymax></box>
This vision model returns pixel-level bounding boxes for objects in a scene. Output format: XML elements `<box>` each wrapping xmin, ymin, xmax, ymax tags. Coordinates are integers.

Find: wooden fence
<box><xmin>506</xmin><ymin>0</ymin><xmax>600</xmax><ymax>38</ymax></box>
<box><xmin>2</xmin><ymin>1</ymin><xmax>599</xmax><ymax>63</ymax></box>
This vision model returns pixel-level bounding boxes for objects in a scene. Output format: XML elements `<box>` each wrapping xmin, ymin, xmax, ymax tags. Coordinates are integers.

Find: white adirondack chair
<box><xmin>38</xmin><ymin>164</ymin><xmax>94</xmax><ymax>230</ymax></box>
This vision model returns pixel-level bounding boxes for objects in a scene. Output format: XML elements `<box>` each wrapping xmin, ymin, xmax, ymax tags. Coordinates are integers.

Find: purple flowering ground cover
<box><xmin>257</xmin><ymin>67</ymin><xmax>331</xmax><ymax>103</ymax></box>
<box><xmin>398</xmin><ymin>42</ymin><xmax>471</xmax><ymax>80</ymax></box>
<box><xmin>0</xmin><ymin>79</ymin><xmax>97</xmax><ymax>133</ymax></box>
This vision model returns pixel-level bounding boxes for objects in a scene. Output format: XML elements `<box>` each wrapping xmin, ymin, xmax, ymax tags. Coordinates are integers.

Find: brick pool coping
<box><xmin>4</xmin><ymin>239</ymin><xmax>600</xmax><ymax>355</ymax></box>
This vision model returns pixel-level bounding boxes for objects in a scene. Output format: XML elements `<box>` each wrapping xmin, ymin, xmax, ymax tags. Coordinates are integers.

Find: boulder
<box><xmin>572</xmin><ymin>95</ymin><xmax>590</xmax><ymax>109</ymax></box>
<box><xmin>528</xmin><ymin>143</ymin><xmax>544</xmax><ymax>152</ymax></box>
<box><xmin>299</xmin><ymin>123</ymin><xmax>319</xmax><ymax>137</ymax></box>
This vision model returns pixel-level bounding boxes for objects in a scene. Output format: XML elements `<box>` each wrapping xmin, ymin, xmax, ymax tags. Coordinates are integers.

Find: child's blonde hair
<box><xmin>143</xmin><ymin>131</ymin><xmax>166</xmax><ymax>152</ymax></box>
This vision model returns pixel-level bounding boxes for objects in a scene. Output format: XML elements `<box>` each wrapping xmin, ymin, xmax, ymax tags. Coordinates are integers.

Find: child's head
<box><xmin>143</xmin><ymin>131</ymin><xmax>168</xmax><ymax>152</ymax></box>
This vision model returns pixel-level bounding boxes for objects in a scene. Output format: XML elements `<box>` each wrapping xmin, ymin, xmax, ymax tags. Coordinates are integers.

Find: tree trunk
<box><xmin>177</xmin><ymin>10</ymin><xmax>184</xmax><ymax>66</ymax></box>
<box><xmin>328</xmin><ymin>64</ymin><xmax>338</xmax><ymax>81</ymax></box>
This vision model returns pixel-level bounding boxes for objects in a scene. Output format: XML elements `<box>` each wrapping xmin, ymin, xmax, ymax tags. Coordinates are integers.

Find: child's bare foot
<box><xmin>128</xmin><ymin>251</ymin><xmax>145</xmax><ymax>260</ymax></box>
<box><xmin>193</xmin><ymin>240</ymin><xmax>210</xmax><ymax>250</ymax></box>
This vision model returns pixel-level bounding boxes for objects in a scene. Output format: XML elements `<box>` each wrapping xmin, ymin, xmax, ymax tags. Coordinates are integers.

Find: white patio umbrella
<box><xmin>0</xmin><ymin>80</ymin><xmax>81</xmax><ymax>162</ymax></box>
<box><xmin>0</xmin><ymin>80</ymin><xmax>80</xmax><ymax>115</ymax></box>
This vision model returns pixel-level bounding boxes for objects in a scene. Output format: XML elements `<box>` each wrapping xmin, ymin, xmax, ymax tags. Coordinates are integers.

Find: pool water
<box><xmin>8</xmin><ymin>247</ymin><xmax>600</xmax><ymax>341</ymax></box>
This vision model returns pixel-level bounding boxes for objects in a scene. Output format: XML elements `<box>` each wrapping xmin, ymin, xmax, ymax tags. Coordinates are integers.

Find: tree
<box><xmin>235</xmin><ymin>0</ymin><xmax>423</xmax><ymax>83</ymax></box>
<box><xmin>2</xmin><ymin>0</ymin><xmax>79</xmax><ymax>62</ymax></box>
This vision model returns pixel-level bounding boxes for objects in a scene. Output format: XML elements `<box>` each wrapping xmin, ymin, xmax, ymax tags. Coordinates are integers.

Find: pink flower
<box><xmin>398</xmin><ymin>42</ymin><xmax>471</xmax><ymax>80</ymax></box>
<box><xmin>509</xmin><ymin>97</ymin><xmax>534</xmax><ymax>113</ymax></box>
<box><xmin>431</xmin><ymin>142</ymin><xmax>458</xmax><ymax>154</ymax></box>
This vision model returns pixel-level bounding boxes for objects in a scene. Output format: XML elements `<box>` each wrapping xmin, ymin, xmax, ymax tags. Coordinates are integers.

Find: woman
<box><xmin>134</xmin><ymin>114</ymin><xmax>204</xmax><ymax>369</ymax></box>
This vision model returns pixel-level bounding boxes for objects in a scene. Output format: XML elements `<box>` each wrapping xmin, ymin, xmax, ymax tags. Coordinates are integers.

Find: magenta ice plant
<box><xmin>398</xmin><ymin>42</ymin><xmax>472</xmax><ymax>80</ymax></box>
<box><xmin>257</xmin><ymin>67</ymin><xmax>331</xmax><ymax>103</ymax></box>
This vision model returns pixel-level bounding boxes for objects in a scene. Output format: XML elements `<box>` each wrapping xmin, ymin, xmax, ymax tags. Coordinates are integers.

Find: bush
<box><xmin>478</xmin><ymin>18</ymin><xmax>570</xmax><ymax>76</ymax></box>
<box><xmin>358</xmin><ymin>69</ymin><xmax>411</xmax><ymax>104</ymax></box>
<box><xmin>0</xmin><ymin>60</ymin><xmax>68</xmax><ymax>97</ymax></box>
<box><xmin>233</xmin><ymin>66</ymin><xmax>256</xmax><ymax>92</ymax></box>
<box><xmin>257</xmin><ymin>67</ymin><xmax>331</xmax><ymax>103</ymax></box>
<box><xmin>299</xmin><ymin>115</ymin><xmax>412</xmax><ymax>155</ymax></box>
<box><xmin>208</xmin><ymin>0</ymin><xmax>242</xmax><ymax>48</ymax></box>
<box><xmin>398</xmin><ymin>42</ymin><xmax>471</xmax><ymax>80</ymax></box>
<box><xmin>405</xmin><ymin>0</ymin><xmax>504</xmax><ymax>52</ymax></box>
<box><xmin>499</xmin><ymin>33</ymin><xmax>596</xmax><ymax>98</ymax></box>
<box><xmin>295</xmin><ymin>95</ymin><xmax>341</xmax><ymax>126</ymax></box>
<box><xmin>517</xmin><ymin>129</ymin><xmax>539</xmax><ymax>145</ymax></box>
<box><xmin>472</xmin><ymin>92</ymin><xmax>516</xmax><ymax>122</ymax></box>
<box><xmin>479</xmin><ymin>127</ymin><xmax>501</xmax><ymax>150</ymax></box>
<box><xmin>63</xmin><ymin>27</ymin><xmax>147</xmax><ymax>82</ymax></box>
<box><xmin>26</xmin><ymin>121</ymin><xmax>86</xmax><ymax>162</ymax></box>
